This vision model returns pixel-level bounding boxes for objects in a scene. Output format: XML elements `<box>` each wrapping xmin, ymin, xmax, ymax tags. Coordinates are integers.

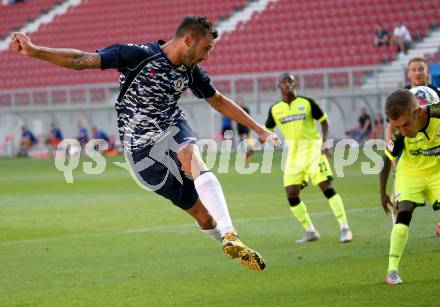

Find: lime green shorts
<box><xmin>283</xmin><ymin>154</ymin><xmax>333</xmax><ymax>187</ymax></box>
<box><xmin>395</xmin><ymin>170</ymin><xmax>440</xmax><ymax>207</ymax></box>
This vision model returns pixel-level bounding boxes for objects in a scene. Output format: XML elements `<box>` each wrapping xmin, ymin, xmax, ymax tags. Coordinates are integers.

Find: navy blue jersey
<box><xmin>97</xmin><ymin>40</ymin><xmax>216</xmax><ymax>151</ymax></box>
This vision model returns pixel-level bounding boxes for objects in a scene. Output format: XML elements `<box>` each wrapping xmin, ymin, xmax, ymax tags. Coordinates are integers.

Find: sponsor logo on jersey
<box><xmin>409</xmin><ymin>144</ymin><xmax>440</xmax><ymax>156</ymax></box>
<box><xmin>298</xmin><ymin>104</ymin><xmax>305</xmax><ymax>111</ymax></box>
<box><xmin>279</xmin><ymin>114</ymin><xmax>306</xmax><ymax>124</ymax></box>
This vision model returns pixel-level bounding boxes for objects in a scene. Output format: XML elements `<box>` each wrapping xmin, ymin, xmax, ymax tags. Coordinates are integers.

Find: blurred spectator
<box><xmin>235</xmin><ymin>97</ymin><xmax>253</xmax><ymax>158</ymax></box>
<box><xmin>235</xmin><ymin>97</ymin><xmax>251</xmax><ymax>142</ymax></box>
<box><xmin>46</xmin><ymin>123</ymin><xmax>63</xmax><ymax>148</ymax></box>
<box><xmin>17</xmin><ymin>126</ymin><xmax>37</xmax><ymax>157</ymax></box>
<box><xmin>91</xmin><ymin>126</ymin><xmax>117</xmax><ymax>155</ymax></box>
<box><xmin>77</xmin><ymin>121</ymin><xmax>89</xmax><ymax>148</ymax></box>
<box><xmin>374</xmin><ymin>24</ymin><xmax>390</xmax><ymax>47</ymax></box>
<box><xmin>92</xmin><ymin>126</ymin><xmax>109</xmax><ymax>142</ymax></box>
<box><xmin>369</xmin><ymin>112</ymin><xmax>385</xmax><ymax>139</ymax></box>
<box><xmin>392</xmin><ymin>22</ymin><xmax>412</xmax><ymax>54</ymax></box>
<box><xmin>45</xmin><ymin>123</ymin><xmax>63</xmax><ymax>156</ymax></box>
<box><xmin>345</xmin><ymin>107</ymin><xmax>372</xmax><ymax>143</ymax></box>
<box><xmin>221</xmin><ymin>116</ymin><xmax>233</xmax><ymax>139</ymax></box>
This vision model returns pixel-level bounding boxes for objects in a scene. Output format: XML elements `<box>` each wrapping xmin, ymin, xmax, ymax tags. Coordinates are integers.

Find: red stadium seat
<box><xmin>1</xmin><ymin>0</ymin><xmax>440</xmax><ymax>89</ymax></box>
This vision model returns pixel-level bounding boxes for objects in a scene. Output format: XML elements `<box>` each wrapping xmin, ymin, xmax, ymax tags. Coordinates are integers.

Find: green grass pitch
<box><xmin>0</xmin><ymin>151</ymin><xmax>439</xmax><ymax>306</ymax></box>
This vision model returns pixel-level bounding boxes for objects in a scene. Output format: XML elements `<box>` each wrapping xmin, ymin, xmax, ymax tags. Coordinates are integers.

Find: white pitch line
<box><xmin>0</xmin><ymin>207</ymin><xmax>379</xmax><ymax>246</ymax></box>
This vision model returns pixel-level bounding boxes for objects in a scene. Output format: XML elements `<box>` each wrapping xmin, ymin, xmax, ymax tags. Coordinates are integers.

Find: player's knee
<box><xmin>285</xmin><ymin>186</ymin><xmax>301</xmax><ymax>200</ymax></box>
<box><xmin>395</xmin><ymin>210</ymin><xmax>412</xmax><ymax>226</ymax></box>
<box><xmin>288</xmin><ymin>197</ymin><xmax>301</xmax><ymax>207</ymax></box>
<box><xmin>323</xmin><ymin>188</ymin><xmax>336</xmax><ymax>199</ymax></box>
<box><xmin>319</xmin><ymin>180</ymin><xmax>332</xmax><ymax>192</ymax></box>
<box><xmin>177</xmin><ymin>145</ymin><xmax>196</xmax><ymax>172</ymax></box>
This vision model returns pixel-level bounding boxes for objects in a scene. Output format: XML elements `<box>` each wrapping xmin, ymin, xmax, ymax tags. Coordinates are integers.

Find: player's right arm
<box><xmin>10</xmin><ymin>32</ymin><xmax>100</xmax><ymax>70</ymax></box>
<box><xmin>379</xmin><ymin>155</ymin><xmax>393</xmax><ymax>214</ymax></box>
<box><xmin>379</xmin><ymin>131</ymin><xmax>404</xmax><ymax>214</ymax></box>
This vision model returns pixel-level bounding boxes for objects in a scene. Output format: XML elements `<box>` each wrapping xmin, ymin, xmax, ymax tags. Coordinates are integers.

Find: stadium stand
<box><xmin>0</xmin><ymin>0</ymin><xmax>245</xmax><ymax>89</ymax></box>
<box><xmin>0</xmin><ymin>0</ymin><xmax>439</xmax><ymax>90</ymax></box>
<box><xmin>204</xmin><ymin>0</ymin><xmax>440</xmax><ymax>76</ymax></box>
<box><xmin>0</xmin><ymin>0</ymin><xmax>60</xmax><ymax>39</ymax></box>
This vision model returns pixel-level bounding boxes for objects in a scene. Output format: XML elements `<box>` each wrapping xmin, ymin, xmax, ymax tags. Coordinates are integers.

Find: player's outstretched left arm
<box><xmin>10</xmin><ymin>32</ymin><xmax>101</xmax><ymax>70</ymax></box>
<box><xmin>206</xmin><ymin>91</ymin><xmax>280</xmax><ymax>147</ymax></box>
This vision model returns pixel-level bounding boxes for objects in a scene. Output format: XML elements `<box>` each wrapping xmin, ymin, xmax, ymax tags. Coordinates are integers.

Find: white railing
<box><xmin>0</xmin><ymin>65</ymin><xmax>393</xmax><ymax>111</ymax></box>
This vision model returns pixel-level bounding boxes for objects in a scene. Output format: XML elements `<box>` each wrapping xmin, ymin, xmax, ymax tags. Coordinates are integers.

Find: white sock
<box><xmin>197</xmin><ymin>223</ymin><xmax>222</xmax><ymax>243</ymax></box>
<box><xmin>306</xmin><ymin>225</ymin><xmax>317</xmax><ymax>232</ymax></box>
<box><xmin>194</xmin><ymin>172</ymin><xmax>234</xmax><ymax>237</ymax></box>
<box><xmin>339</xmin><ymin>221</ymin><xmax>349</xmax><ymax>231</ymax></box>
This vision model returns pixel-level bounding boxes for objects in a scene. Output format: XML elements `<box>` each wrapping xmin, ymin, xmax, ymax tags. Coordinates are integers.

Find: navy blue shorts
<box><xmin>126</xmin><ymin>119</ymin><xmax>199</xmax><ymax>210</ymax></box>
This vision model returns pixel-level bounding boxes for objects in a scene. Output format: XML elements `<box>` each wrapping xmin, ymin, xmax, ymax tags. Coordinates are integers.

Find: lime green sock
<box><xmin>328</xmin><ymin>194</ymin><xmax>348</xmax><ymax>229</ymax></box>
<box><xmin>388</xmin><ymin>223</ymin><xmax>409</xmax><ymax>272</ymax></box>
<box><xmin>290</xmin><ymin>201</ymin><xmax>314</xmax><ymax>231</ymax></box>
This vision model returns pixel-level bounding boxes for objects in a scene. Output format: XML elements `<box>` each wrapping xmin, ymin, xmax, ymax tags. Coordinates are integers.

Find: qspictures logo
<box><xmin>54</xmin><ymin>129</ymin><xmax>387</xmax><ymax>188</ymax></box>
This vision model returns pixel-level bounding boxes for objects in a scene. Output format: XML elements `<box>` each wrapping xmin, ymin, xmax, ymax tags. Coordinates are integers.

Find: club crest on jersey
<box><xmin>175</xmin><ymin>79</ymin><xmax>184</xmax><ymax>90</ymax></box>
<box><xmin>298</xmin><ymin>104</ymin><xmax>305</xmax><ymax>111</ymax></box>
<box><xmin>148</xmin><ymin>68</ymin><xmax>157</xmax><ymax>77</ymax></box>
<box><xmin>437</xmin><ymin>130</ymin><xmax>440</xmax><ymax>138</ymax></box>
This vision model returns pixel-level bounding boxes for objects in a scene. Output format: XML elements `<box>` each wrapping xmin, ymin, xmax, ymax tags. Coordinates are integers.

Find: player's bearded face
<box><xmin>183</xmin><ymin>34</ymin><xmax>213</xmax><ymax>68</ymax></box>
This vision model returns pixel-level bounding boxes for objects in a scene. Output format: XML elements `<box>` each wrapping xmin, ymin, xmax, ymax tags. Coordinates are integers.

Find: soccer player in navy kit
<box><xmin>11</xmin><ymin>16</ymin><xmax>279</xmax><ymax>271</ymax></box>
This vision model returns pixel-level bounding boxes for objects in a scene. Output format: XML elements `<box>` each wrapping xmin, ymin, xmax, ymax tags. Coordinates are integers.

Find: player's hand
<box><xmin>257</xmin><ymin>129</ymin><xmax>280</xmax><ymax>147</ymax></box>
<box><xmin>10</xmin><ymin>32</ymin><xmax>36</xmax><ymax>57</ymax></box>
<box><xmin>381</xmin><ymin>192</ymin><xmax>393</xmax><ymax>215</ymax></box>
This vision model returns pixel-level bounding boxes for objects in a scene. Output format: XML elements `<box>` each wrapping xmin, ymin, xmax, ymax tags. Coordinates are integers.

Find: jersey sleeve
<box><xmin>97</xmin><ymin>44</ymin><xmax>153</xmax><ymax>72</ymax></box>
<box><xmin>385</xmin><ymin>132</ymin><xmax>404</xmax><ymax>161</ymax></box>
<box><xmin>429</xmin><ymin>102</ymin><xmax>440</xmax><ymax>118</ymax></box>
<box><xmin>265</xmin><ymin>106</ymin><xmax>276</xmax><ymax>131</ymax></box>
<box><xmin>309</xmin><ymin>98</ymin><xmax>328</xmax><ymax>123</ymax></box>
<box><xmin>189</xmin><ymin>66</ymin><xmax>216</xmax><ymax>99</ymax></box>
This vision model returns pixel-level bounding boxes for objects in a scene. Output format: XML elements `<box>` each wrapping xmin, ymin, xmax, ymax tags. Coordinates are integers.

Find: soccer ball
<box><xmin>409</xmin><ymin>86</ymin><xmax>440</xmax><ymax>107</ymax></box>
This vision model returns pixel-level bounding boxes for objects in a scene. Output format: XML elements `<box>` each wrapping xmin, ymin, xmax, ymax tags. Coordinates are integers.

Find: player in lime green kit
<box><xmin>380</xmin><ymin>88</ymin><xmax>440</xmax><ymax>285</ymax></box>
<box><xmin>262</xmin><ymin>73</ymin><xmax>352</xmax><ymax>243</ymax></box>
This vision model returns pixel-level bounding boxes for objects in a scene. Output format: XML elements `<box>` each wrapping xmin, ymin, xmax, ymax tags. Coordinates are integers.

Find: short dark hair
<box><xmin>385</xmin><ymin>89</ymin><xmax>417</xmax><ymax>120</ymax></box>
<box><xmin>278</xmin><ymin>72</ymin><xmax>294</xmax><ymax>82</ymax></box>
<box><xmin>175</xmin><ymin>16</ymin><xmax>218</xmax><ymax>40</ymax></box>
<box><xmin>408</xmin><ymin>57</ymin><xmax>428</xmax><ymax>68</ymax></box>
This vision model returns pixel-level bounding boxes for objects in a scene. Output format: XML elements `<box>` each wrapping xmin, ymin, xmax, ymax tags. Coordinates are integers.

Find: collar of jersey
<box><xmin>156</xmin><ymin>40</ymin><xmax>183</xmax><ymax>69</ymax></box>
<box><xmin>282</xmin><ymin>95</ymin><xmax>298</xmax><ymax>106</ymax></box>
